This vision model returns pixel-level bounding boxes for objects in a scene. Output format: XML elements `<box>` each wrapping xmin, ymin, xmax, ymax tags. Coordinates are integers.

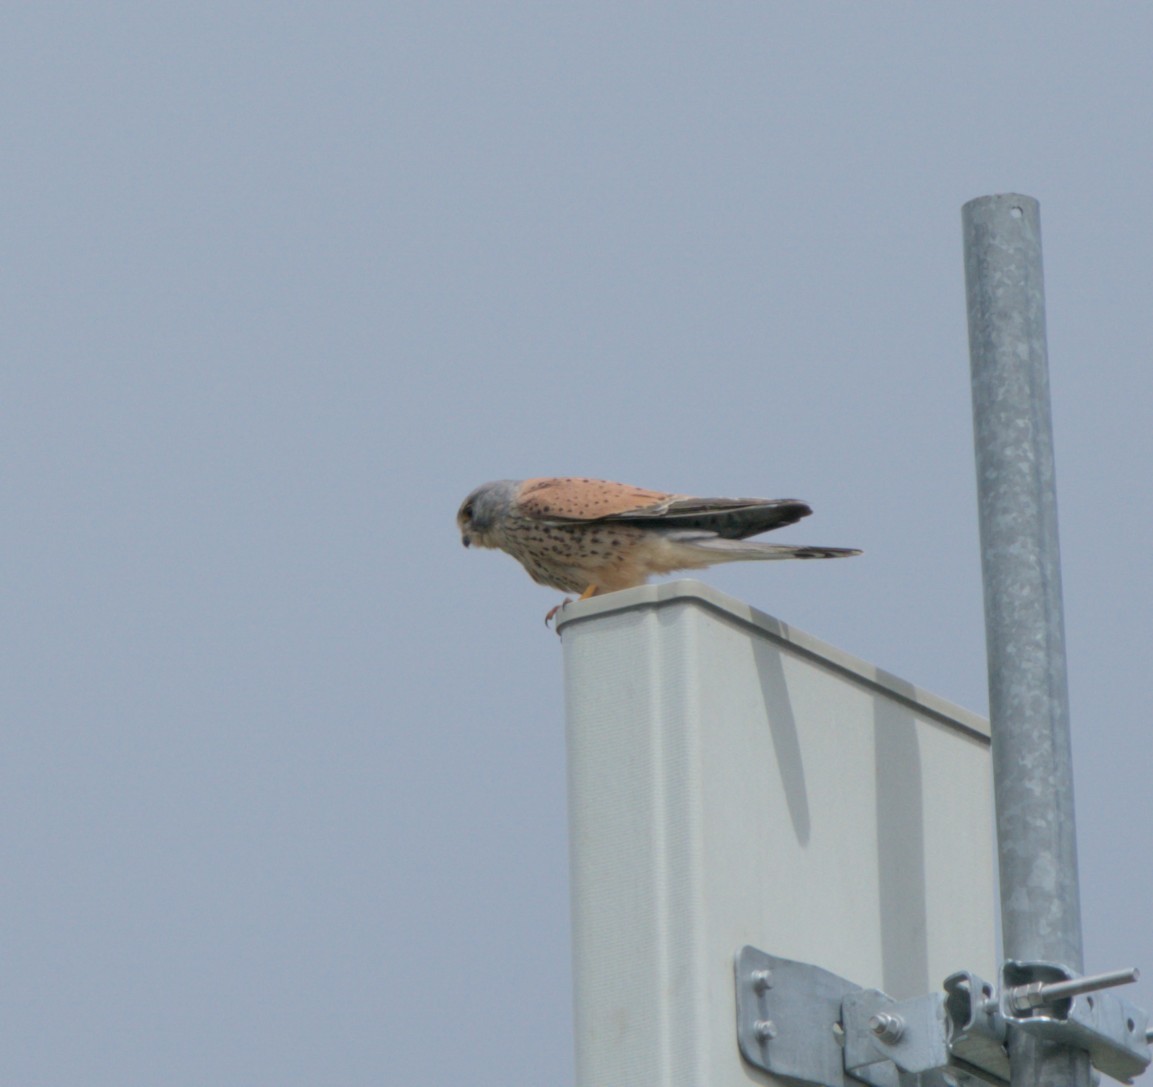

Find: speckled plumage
<box><xmin>457</xmin><ymin>477</ymin><xmax>861</xmax><ymax>600</ymax></box>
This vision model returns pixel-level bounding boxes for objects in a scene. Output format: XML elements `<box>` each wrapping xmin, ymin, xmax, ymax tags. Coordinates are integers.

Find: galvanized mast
<box><xmin>963</xmin><ymin>193</ymin><xmax>1089</xmax><ymax>1087</ymax></box>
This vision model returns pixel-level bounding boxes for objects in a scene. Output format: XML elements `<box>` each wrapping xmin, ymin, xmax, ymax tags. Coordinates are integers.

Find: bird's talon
<box><xmin>544</xmin><ymin>599</ymin><xmax>572</xmax><ymax>626</ymax></box>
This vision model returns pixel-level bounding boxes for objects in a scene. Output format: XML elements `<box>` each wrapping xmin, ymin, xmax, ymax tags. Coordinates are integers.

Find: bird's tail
<box><xmin>670</xmin><ymin>533</ymin><xmax>861</xmax><ymax>561</ymax></box>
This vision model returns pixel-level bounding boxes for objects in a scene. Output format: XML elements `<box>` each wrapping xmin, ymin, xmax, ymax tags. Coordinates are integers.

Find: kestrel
<box><xmin>457</xmin><ymin>477</ymin><xmax>860</xmax><ymax>616</ymax></box>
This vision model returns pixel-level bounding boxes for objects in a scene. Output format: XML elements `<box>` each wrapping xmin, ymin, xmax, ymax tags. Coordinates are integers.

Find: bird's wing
<box><xmin>516</xmin><ymin>478</ymin><xmax>681</xmax><ymax>520</ymax></box>
<box><xmin>517</xmin><ymin>478</ymin><xmax>812</xmax><ymax>539</ymax></box>
<box><xmin>613</xmin><ymin>495</ymin><xmax>813</xmax><ymax>538</ymax></box>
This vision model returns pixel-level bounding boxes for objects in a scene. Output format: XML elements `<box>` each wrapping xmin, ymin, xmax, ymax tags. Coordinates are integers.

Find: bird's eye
<box><xmin>462</xmin><ymin>502</ymin><xmax>474</xmax><ymax>520</ymax></box>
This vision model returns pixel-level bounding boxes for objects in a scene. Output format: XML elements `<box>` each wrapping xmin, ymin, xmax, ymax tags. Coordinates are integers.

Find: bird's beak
<box><xmin>462</xmin><ymin>535</ymin><xmax>471</xmax><ymax>548</ymax></box>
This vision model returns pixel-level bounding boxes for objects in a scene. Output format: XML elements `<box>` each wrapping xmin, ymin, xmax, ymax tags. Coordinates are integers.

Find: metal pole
<box><xmin>963</xmin><ymin>194</ymin><xmax>1088</xmax><ymax>1087</ymax></box>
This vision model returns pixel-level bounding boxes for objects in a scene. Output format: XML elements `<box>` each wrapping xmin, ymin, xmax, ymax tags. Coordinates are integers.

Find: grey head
<box><xmin>457</xmin><ymin>479</ymin><xmax>520</xmax><ymax>549</ymax></box>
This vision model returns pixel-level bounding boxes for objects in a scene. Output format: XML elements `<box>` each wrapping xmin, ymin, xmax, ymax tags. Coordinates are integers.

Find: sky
<box><xmin>4</xmin><ymin>5</ymin><xmax>1152</xmax><ymax>1085</ymax></box>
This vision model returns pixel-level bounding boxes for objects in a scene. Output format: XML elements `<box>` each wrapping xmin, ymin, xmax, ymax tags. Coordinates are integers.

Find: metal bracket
<box><xmin>999</xmin><ymin>961</ymin><xmax>1150</xmax><ymax>1085</ymax></box>
<box><xmin>841</xmin><ymin>988</ymin><xmax>950</xmax><ymax>1081</ymax></box>
<box><xmin>943</xmin><ymin>971</ymin><xmax>1009</xmax><ymax>1084</ymax></box>
<box><xmin>735</xmin><ymin>946</ymin><xmax>865</xmax><ymax>1087</ymax></box>
<box><xmin>735</xmin><ymin>947</ymin><xmax>1150</xmax><ymax>1087</ymax></box>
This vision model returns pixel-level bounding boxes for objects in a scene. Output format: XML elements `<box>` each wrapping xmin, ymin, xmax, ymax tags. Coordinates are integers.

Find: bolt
<box><xmin>868</xmin><ymin>1012</ymin><xmax>905</xmax><ymax>1044</ymax></box>
<box><xmin>1005</xmin><ymin>967</ymin><xmax>1140</xmax><ymax>1014</ymax></box>
<box><xmin>831</xmin><ymin>1022</ymin><xmax>846</xmax><ymax>1046</ymax></box>
<box><xmin>754</xmin><ymin>1019</ymin><xmax>777</xmax><ymax>1042</ymax></box>
<box><xmin>751</xmin><ymin>969</ymin><xmax>773</xmax><ymax>993</ymax></box>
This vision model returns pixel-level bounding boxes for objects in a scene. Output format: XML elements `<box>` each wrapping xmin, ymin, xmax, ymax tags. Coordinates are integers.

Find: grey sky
<box><xmin>4</xmin><ymin>5</ymin><xmax>1151</xmax><ymax>1084</ymax></box>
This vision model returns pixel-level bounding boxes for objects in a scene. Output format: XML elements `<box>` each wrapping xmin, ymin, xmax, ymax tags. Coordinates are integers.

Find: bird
<box><xmin>457</xmin><ymin>477</ymin><xmax>860</xmax><ymax>620</ymax></box>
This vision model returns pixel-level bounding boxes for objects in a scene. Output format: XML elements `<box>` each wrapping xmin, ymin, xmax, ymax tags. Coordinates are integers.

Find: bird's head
<box><xmin>457</xmin><ymin>479</ymin><xmax>519</xmax><ymax>549</ymax></box>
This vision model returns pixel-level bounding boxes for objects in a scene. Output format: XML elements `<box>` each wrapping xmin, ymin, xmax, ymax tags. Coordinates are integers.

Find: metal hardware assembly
<box><xmin>735</xmin><ymin>945</ymin><xmax>861</xmax><ymax>1087</ymax></box>
<box><xmin>735</xmin><ymin>946</ymin><xmax>1150</xmax><ymax>1087</ymax></box>
<box><xmin>999</xmin><ymin>960</ymin><xmax>1150</xmax><ymax>1085</ymax></box>
<box><xmin>1002</xmin><ymin>965</ymin><xmax>1139</xmax><ymax>1014</ymax></box>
